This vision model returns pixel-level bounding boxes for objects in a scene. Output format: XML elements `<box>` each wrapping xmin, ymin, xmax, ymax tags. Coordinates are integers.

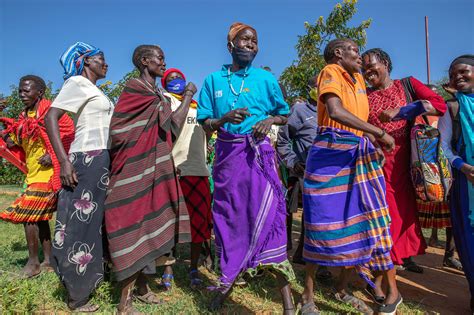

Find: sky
<box><xmin>1</xmin><ymin>0</ymin><xmax>473</xmax><ymax>96</ymax></box>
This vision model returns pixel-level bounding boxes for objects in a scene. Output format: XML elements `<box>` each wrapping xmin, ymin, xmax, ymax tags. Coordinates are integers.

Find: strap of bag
<box><xmin>400</xmin><ymin>77</ymin><xmax>429</xmax><ymax>125</ymax></box>
<box><xmin>447</xmin><ymin>98</ymin><xmax>461</xmax><ymax>151</ymax></box>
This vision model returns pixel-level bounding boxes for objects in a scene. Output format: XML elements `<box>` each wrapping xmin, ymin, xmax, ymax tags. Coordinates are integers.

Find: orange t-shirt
<box><xmin>317</xmin><ymin>64</ymin><xmax>369</xmax><ymax>136</ymax></box>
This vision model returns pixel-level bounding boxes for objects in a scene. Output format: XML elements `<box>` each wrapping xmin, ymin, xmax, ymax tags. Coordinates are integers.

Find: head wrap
<box><xmin>227</xmin><ymin>22</ymin><xmax>256</xmax><ymax>43</ymax></box>
<box><xmin>161</xmin><ymin>68</ymin><xmax>186</xmax><ymax>88</ymax></box>
<box><xmin>449</xmin><ymin>54</ymin><xmax>474</xmax><ymax>72</ymax></box>
<box><xmin>60</xmin><ymin>42</ymin><xmax>102</xmax><ymax>80</ymax></box>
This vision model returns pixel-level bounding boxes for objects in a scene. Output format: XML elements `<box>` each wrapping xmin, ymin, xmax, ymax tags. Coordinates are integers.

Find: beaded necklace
<box><xmin>227</xmin><ymin>66</ymin><xmax>248</xmax><ymax>110</ymax></box>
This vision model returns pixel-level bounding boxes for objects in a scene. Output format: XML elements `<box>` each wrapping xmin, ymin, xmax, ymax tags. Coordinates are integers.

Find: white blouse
<box><xmin>51</xmin><ymin>76</ymin><xmax>114</xmax><ymax>153</ymax></box>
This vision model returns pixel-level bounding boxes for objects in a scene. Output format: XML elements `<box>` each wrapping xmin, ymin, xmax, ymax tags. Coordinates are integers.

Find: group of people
<box><xmin>0</xmin><ymin>22</ymin><xmax>472</xmax><ymax>315</ymax></box>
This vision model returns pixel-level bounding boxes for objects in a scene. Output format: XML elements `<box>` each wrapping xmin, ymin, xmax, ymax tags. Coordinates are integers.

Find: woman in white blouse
<box><xmin>45</xmin><ymin>42</ymin><xmax>114</xmax><ymax>313</ymax></box>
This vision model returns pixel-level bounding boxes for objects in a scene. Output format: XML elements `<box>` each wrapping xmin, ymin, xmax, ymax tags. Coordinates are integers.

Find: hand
<box><xmin>375</xmin><ymin>147</ymin><xmax>386</xmax><ymax>167</ymax></box>
<box><xmin>38</xmin><ymin>153</ymin><xmax>52</xmax><ymax>167</ymax></box>
<box><xmin>461</xmin><ymin>163</ymin><xmax>474</xmax><ymax>185</ymax></box>
<box><xmin>60</xmin><ymin>160</ymin><xmax>78</xmax><ymax>188</ymax></box>
<box><xmin>222</xmin><ymin>107</ymin><xmax>251</xmax><ymax>125</ymax></box>
<box><xmin>293</xmin><ymin>161</ymin><xmax>306</xmax><ymax>177</ymax></box>
<box><xmin>378</xmin><ymin>132</ymin><xmax>395</xmax><ymax>152</ymax></box>
<box><xmin>379</xmin><ymin>108</ymin><xmax>400</xmax><ymax>122</ymax></box>
<box><xmin>252</xmin><ymin>117</ymin><xmax>274</xmax><ymax>140</ymax></box>
<box><xmin>442</xmin><ymin>84</ymin><xmax>457</xmax><ymax>96</ymax></box>
<box><xmin>183</xmin><ymin>82</ymin><xmax>197</xmax><ymax>96</ymax></box>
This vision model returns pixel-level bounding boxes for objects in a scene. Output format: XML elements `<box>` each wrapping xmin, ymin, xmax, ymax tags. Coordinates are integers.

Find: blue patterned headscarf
<box><xmin>60</xmin><ymin>42</ymin><xmax>102</xmax><ymax>80</ymax></box>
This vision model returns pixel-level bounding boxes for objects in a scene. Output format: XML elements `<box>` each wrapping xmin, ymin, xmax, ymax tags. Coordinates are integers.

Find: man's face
<box><xmin>337</xmin><ymin>41</ymin><xmax>362</xmax><ymax>75</ymax></box>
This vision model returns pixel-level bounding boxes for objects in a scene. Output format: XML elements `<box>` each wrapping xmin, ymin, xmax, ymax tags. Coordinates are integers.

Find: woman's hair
<box><xmin>449</xmin><ymin>54</ymin><xmax>474</xmax><ymax>72</ymax></box>
<box><xmin>132</xmin><ymin>45</ymin><xmax>162</xmax><ymax>71</ymax></box>
<box><xmin>361</xmin><ymin>48</ymin><xmax>393</xmax><ymax>73</ymax></box>
<box><xmin>323</xmin><ymin>38</ymin><xmax>352</xmax><ymax>63</ymax></box>
<box><xmin>19</xmin><ymin>75</ymin><xmax>46</xmax><ymax>92</ymax></box>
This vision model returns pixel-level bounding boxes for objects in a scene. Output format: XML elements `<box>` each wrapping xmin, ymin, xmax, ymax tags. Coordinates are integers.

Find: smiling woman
<box><xmin>437</xmin><ymin>54</ymin><xmax>474</xmax><ymax>313</ymax></box>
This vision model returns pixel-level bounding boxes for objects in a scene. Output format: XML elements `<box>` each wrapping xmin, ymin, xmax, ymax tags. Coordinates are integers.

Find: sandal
<box><xmin>189</xmin><ymin>269</ymin><xmax>204</xmax><ymax>289</ymax></box>
<box><xmin>365</xmin><ymin>284</ymin><xmax>385</xmax><ymax>304</ymax></box>
<box><xmin>443</xmin><ymin>257</ymin><xmax>463</xmax><ymax>271</ymax></box>
<box><xmin>335</xmin><ymin>292</ymin><xmax>373</xmax><ymax>315</ymax></box>
<box><xmin>133</xmin><ymin>291</ymin><xmax>165</xmax><ymax>305</ymax></box>
<box><xmin>402</xmin><ymin>258</ymin><xmax>424</xmax><ymax>274</ymax></box>
<box><xmin>70</xmin><ymin>303</ymin><xmax>99</xmax><ymax>313</ymax></box>
<box><xmin>299</xmin><ymin>301</ymin><xmax>320</xmax><ymax>315</ymax></box>
<box><xmin>161</xmin><ymin>273</ymin><xmax>173</xmax><ymax>291</ymax></box>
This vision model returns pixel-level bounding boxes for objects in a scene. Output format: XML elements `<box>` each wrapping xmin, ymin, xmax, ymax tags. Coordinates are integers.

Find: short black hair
<box><xmin>361</xmin><ymin>48</ymin><xmax>393</xmax><ymax>73</ymax></box>
<box><xmin>449</xmin><ymin>54</ymin><xmax>474</xmax><ymax>72</ymax></box>
<box><xmin>132</xmin><ymin>45</ymin><xmax>162</xmax><ymax>71</ymax></box>
<box><xmin>323</xmin><ymin>38</ymin><xmax>353</xmax><ymax>63</ymax></box>
<box><xmin>19</xmin><ymin>75</ymin><xmax>46</xmax><ymax>92</ymax></box>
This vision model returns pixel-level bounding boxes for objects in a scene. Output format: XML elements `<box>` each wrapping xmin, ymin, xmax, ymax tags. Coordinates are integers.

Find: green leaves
<box><xmin>280</xmin><ymin>0</ymin><xmax>371</xmax><ymax>102</ymax></box>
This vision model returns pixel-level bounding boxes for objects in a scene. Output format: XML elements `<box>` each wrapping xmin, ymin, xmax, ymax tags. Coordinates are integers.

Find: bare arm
<box><xmin>45</xmin><ymin>107</ymin><xmax>77</xmax><ymax>187</ymax></box>
<box><xmin>324</xmin><ymin>93</ymin><xmax>395</xmax><ymax>151</ymax></box>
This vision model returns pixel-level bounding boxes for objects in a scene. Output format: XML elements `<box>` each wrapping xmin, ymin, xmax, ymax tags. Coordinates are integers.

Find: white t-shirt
<box><xmin>51</xmin><ymin>76</ymin><xmax>114</xmax><ymax>153</ymax></box>
<box><xmin>165</xmin><ymin>93</ymin><xmax>209</xmax><ymax>177</ymax></box>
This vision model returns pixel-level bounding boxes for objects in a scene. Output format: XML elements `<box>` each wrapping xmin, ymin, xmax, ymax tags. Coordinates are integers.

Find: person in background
<box><xmin>46</xmin><ymin>42</ymin><xmax>113</xmax><ymax>312</ymax></box>
<box><xmin>0</xmin><ymin>75</ymin><xmax>74</xmax><ymax>278</ymax></box>
<box><xmin>104</xmin><ymin>45</ymin><xmax>195</xmax><ymax>313</ymax></box>
<box><xmin>416</xmin><ymin>84</ymin><xmax>462</xmax><ymax>271</ymax></box>
<box><xmin>437</xmin><ymin>54</ymin><xmax>474</xmax><ymax>313</ymax></box>
<box><xmin>198</xmin><ymin>22</ymin><xmax>296</xmax><ymax>314</ymax></box>
<box><xmin>161</xmin><ymin>67</ymin><xmax>213</xmax><ymax>288</ymax></box>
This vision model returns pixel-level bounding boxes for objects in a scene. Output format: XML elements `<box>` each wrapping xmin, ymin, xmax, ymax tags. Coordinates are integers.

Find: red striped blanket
<box><xmin>105</xmin><ymin>78</ymin><xmax>190</xmax><ymax>281</ymax></box>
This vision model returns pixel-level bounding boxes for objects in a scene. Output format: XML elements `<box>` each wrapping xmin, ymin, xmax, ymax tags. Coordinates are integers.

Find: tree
<box><xmin>279</xmin><ymin>0</ymin><xmax>371</xmax><ymax>102</ymax></box>
<box><xmin>99</xmin><ymin>69</ymin><xmax>139</xmax><ymax>103</ymax></box>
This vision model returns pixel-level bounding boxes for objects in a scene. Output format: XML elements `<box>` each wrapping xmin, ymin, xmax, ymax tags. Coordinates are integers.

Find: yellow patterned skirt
<box><xmin>0</xmin><ymin>182</ymin><xmax>57</xmax><ymax>223</ymax></box>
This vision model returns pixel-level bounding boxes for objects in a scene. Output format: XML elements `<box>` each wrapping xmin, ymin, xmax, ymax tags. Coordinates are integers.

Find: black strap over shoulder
<box><xmin>400</xmin><ymin>76</ymin><xmax>416</xmax><ymax>103</ymax></box>
<box><xmin>400</xmin><ymin>76</ymin><xmax>429</xmax><ymax>125</ymax></box>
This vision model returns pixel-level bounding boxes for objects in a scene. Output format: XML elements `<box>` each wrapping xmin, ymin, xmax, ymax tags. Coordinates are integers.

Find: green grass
<box><xmin>0</xmin><ymin>192</ymin><xmax>426</xmax><ymax>314</ymax></box>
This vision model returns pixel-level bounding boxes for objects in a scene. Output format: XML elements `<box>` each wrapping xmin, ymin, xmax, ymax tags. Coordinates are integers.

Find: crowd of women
<box><xmin>0</xmin><ymin>22</ymin><xmax>473</xmax><ymax>315</ymax></box>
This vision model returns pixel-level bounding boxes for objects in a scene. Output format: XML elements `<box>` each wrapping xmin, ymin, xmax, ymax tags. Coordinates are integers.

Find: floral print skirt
<box><xmin>51</xmin><ymin>150</ymin><xmax>110</xmax><ymax>309</ymax></box>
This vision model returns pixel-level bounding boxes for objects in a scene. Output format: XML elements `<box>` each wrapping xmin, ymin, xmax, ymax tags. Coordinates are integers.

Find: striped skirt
<box><xmin>0</xmin><ymin>182</ymin><xmax>56</xmax><ymax>223</ymax></box>
<box><xmin>303</xmin><ymin>127</ymin><xmax>393</xmax><ymax>286</ymax></box>
<box><xmin>417</xmin><ymin>200</ymin><xmax>451</xmax><ymax>229</ymax></box>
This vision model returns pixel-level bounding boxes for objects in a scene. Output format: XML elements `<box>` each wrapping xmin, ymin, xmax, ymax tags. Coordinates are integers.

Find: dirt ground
<box><xmin>396</xmin><ymin>247</ymin><xmax>470</xmax><ymax>315</ymax></box>
<box><xmin>289</xmin><ymin>212</ymin><xmax>471</xmax><ymax>315</ymax></box>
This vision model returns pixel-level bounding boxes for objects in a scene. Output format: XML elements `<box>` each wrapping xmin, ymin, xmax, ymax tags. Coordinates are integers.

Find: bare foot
<box><xmin>40</xmin><ymin>261</ymin><xmax>54</xmax><ymax>272</ymax></box>
<box><xmin>20</xmin><ymin>263</ymin><xmax>41</xmax><ymax>279</ymax></box>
